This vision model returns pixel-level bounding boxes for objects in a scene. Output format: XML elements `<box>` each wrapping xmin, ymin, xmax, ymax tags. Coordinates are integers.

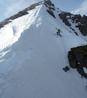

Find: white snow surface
<box><xmin>0</xmin><ymin>4</ymin><xmax>87</xmax><ymax>98</ymax></box>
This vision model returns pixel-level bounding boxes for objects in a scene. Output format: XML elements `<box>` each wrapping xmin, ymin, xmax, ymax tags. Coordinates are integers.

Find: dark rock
<box><xmin>9</xmin><ymin>11</ymin><xmax>28</xmax><ymax>20</ymax></box>
<box><xmin>68</xmin><ymin>45</ymin><xmax>87</xmax><ymax>79</ymax></box>
<box><xmin>44</xmin><ymin>0</ymin><xmax>55</xmax><ymax>10</ymax></box>
<box><xmin>77</xmin><ymin>66</ymin><xmax>87</xmax><ymax>79</ymax></box>
<box><xmin>59</xmin><ymin>11</ymin><xmax>87</xmax><ymax>36</ymax></box>
<box><xmin>68</xmin><ymin>51</ymin><xmax>77</xmax><ymax>68</ymax></box>
<box><xmin>47</xmin><ymin>9</ymin><xmax>56</xmax><ymax>18</ymax></box>
<box><xmin>71</xmin><ymin>14</ymin><xmax>87</xmax><ymax>35</ymax></box>
<box><xmin>59</xmin><ymin>12</ymin><xmax>71</xmax><ymax>26</ymax></box>
<box><xmin>70</xmin><ymin>27</ymin><xmax>78</xmax><ymax>36</ymax></box>
<box><xmin>72</xmin><ymin>14</ymin><xmax>81</xmax><ymax>23</ymax></box>
<box><xmin>0</xmin><ymin>20</ymin><xmax>11</xmax><ymax>28</ymax></box>
<box><xmin>63</xmin><ymin>66</ymin><xmax>70</xmax><ymax>72</ymax></box>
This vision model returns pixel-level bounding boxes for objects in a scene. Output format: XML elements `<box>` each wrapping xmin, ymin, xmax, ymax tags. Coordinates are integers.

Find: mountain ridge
<box><xmin>0</xmin><ymin>0</ymin><xmax>87</xmax><ymax>98</ymax></box>
<box><xmin>0</xmin><ymin>0</ymin><xmax>87</xmax><ymax>36</ymax></box>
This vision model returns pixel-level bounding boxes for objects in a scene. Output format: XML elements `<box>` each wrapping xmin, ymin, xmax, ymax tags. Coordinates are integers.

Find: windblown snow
<box><xmin>0</xmin><ymin>2</ymin><xmax>87</xmax><ymax>98</ymax></box>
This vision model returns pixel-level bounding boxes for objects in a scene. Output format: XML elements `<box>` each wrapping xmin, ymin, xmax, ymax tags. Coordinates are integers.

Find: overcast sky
<box><xmin>0</xmin><ymin>0</ymin><xmax>86</xmax><ymax>21</ymax></box>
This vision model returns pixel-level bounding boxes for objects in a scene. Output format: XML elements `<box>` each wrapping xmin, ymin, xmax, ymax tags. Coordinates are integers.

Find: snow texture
<box><xmin>0</xmin><ymin>3</ymin><xmax>87</xmax><ymax>98</ymax></box>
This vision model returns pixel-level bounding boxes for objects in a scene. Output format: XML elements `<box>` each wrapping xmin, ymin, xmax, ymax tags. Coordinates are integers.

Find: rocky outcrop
<box><xmin>73</xmin><ymin>15</ymin><xmax>87</xmax><ymax>36</ymax></box>
<box><xmin>44</xmin><ymin>0</ymin><xmax>56</xmax><ymax>18</ymax></box>
<box><xmin>59</xmin><ymin>11</ymin><xmax>87</xmax><ymax>36</ymax></box>
<box><xmin>59</xmin><ymin>12</ymin><xmax>72</xmax><ymax>26</ymax></box>
<box><xmin>68</xmin><ymin>45</ymin><xmax>87</xmax><ymax>79</ymax></box>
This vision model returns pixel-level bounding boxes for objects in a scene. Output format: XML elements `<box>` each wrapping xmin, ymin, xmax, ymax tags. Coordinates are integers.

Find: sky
<box><xmin>0</xmin><ymin>0</ymin><xmax>86</xmax><ymax>21</ymax></box>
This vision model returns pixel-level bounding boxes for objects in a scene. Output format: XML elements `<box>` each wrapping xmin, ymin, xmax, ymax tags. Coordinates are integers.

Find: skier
<box><xmin>56</xmin><ymin>28</ymin><xmax>62</xmax><ymax>37</ymax></box>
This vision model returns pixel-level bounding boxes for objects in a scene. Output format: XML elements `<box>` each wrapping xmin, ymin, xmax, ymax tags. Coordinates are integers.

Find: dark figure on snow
<box><xmin>56</xmin><ymin>28</ymin><xmax>62</xmax><ymax>37</ymax></box>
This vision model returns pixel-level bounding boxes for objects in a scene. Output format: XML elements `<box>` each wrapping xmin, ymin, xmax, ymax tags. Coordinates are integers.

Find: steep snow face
<box><xmin>0</xmin><ymin>5</ymin><xmax>42</xmax><ymax>51</ymax></box>
<box><xmin>0</xmin><ymin>2</ymin><xmax>87</xmax><ymax>98</ymax></box>
<box><xmin>0</xmin><ymin>5</ymin><xmax>42</xmax><ymax>73</ymax></box>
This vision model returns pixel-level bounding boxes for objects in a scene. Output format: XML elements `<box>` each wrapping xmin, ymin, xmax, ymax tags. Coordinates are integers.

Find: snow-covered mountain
<box><xmin>72</xmin><ymin>0</ymin><xmax>87</xmax><ymax>16</ymax></box>
<box><xmin>0</xmin><ymin>0</ymin><xmax>87</xmax><ymax>98</ymax></box>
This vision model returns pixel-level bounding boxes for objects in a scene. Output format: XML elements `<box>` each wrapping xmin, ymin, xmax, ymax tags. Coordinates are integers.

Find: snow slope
<box><xmin>0</xmin><ymin>1</ymin><xmax>87</xmax><ymax>98</ymax></box>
